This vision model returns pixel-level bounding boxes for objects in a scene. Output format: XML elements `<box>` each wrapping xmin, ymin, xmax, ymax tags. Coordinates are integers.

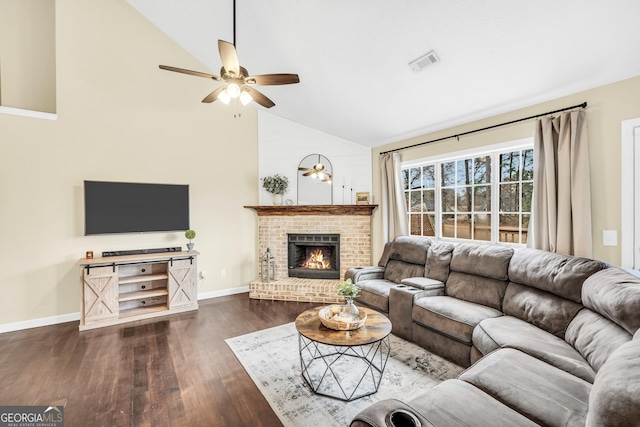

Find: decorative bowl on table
<box><xmin>318</xmin><ymin>305</ymin><xmax>367</xmax><ymax>331</ymax></box>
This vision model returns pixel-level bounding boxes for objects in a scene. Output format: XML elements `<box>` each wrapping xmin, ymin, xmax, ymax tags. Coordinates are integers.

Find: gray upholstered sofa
<box><xmin>346</xmin><ymin>236</ymin><xmax>640</xmax><ymax>427</ymax></box>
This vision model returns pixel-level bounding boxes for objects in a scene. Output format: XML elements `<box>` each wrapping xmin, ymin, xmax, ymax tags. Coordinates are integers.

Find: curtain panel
<box><xmin>380</xmin><ymin>152</ymin><xmax>408</xmax><ymax>243</ymax></box>
<box><xmin>528</xmin><ymin>109</ymin><xmax>593</xmax><ymax>257</ymax></box>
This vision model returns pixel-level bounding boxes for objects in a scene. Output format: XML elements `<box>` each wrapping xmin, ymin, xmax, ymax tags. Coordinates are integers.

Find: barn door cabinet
<box><xmin>78</xmin><ymin>251</ymin><xmax>199</xmax><ymax>331</ymax></box>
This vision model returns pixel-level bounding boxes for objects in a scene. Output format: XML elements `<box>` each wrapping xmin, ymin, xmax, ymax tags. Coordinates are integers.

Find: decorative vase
<box><xmin>187</xmin><ymin>243</ymin><xmax>195</xmax><ymax>252</ymax></box>
<box><xmin>340</xmin><ymin>297</ymin><xmax>360</xmax><ymax>321</ymax></box>
<box><xmin>272</xmin><ymin>194</ymin><xmax>283</xmax><ymax>206</ymax></box>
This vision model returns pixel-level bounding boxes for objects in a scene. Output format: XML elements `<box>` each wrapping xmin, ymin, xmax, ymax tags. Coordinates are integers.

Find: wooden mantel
<box><xmin>244</xmin><ymin>204</ymin><xmax>377</xmax><ymax>216</ymax></box>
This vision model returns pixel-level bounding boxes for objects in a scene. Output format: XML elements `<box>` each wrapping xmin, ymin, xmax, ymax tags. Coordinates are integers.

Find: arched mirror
<box><xmin>297</xmin><ymin>154</ymin><xmax>333</xmax><ymax>205</ymax></box>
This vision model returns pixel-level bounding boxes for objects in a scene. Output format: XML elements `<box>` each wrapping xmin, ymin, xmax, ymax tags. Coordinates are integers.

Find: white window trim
<box><xmin>403</xmin><ymin>137</ymin><xmax>533</xmax><ymax>245</ymax></box>
<box><xmin>621</xmin><ymin>118</ymin><xmax>640</xmax><ymax>268</ymax></box>
<box><xmin>403</xmin><ymin>137</ymin><xmax>533</xmax><ymax>168</ymax></box>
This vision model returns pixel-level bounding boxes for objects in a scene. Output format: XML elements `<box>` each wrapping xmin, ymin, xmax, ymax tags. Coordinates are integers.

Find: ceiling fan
<box><xmin>299</xmin><ymin>155</ymin><xmax>332</xmax><ymax>182</ymax></box>
<box><xmin>158</xmin><ymin>0</ymin><xmax>299</xmax><ymax>109</ymax></box>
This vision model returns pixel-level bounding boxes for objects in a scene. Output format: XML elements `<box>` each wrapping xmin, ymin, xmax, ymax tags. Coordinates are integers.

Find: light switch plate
<box><xmin>602</xmin><ymin>230</ymin><xmax>618</xmax><ymax>247</ymax></box>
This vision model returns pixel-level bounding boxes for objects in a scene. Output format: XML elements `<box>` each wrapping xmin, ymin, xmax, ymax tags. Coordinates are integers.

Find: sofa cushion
<box><xmin>586</xmin><ymin>337</ymin><xmax>640</xmax><ymax>426</ymax></box>
<box><xmin>383</xmin><ymin>260</ymin><xmax>425</xmax><ymax>284</ymax></box>
<box><xmin>449</xmin><ymin>243</ymin><xmax>513</xmax><ymax>280</ymax></box>
<box><xmin>502</xmin><ymin>282</ymin><xmax>583</xmax><ymax>338</ymax></box>
<box><xmin>425</xmin><ymin>241</ymin><xmax>454</xmax><ymax>282</ymax></box>
<box><xmin>459</xmin><ymin>348</ymin><xmax>591</xmax><ymax>427</ymax></box>
<box><xmin>565</xmin><ymin>308</ymin><xmax>632</xmax><ymax>372</ymax></box>
<box><xmin>445</xmin><ymin>271</ymin><xmax>508</xmax><ymax>311</ymax></box>
<box><xmin>582</xmin><ymin>267</ymin><xmax>640</xmax><ymax>334</ymax></box>
<box><xmin>356</xmin><ymin>279</ymin><xmax>395</xmax><ymax>312</ymax></box>
<box><xmin>508</xmin><ymin>248</ymin><xmax>606</xmax><ymax>302</ymax></box>
<box><xmin>377</xmin><ymin>241</ymin><xmax>394</xmax><ymax>267</ymax></box>
<box><xmin>473</xmin><ymin>315</ymin><xmax>595</xmax><ymax>382</ymax></box>
<box><xmin>406</xmin><ymin>379</ymin><xmax>540</xmax><ymax>427</ymax></box>
<box><xmin>413</xmin><ymin>296</ymin><xmax>502</xmax><ymax>344</ymax></box>
<box><xmin>387</xmin><ymin>235</ymin><xmax>431</xmax><ymax>265</ymax></box>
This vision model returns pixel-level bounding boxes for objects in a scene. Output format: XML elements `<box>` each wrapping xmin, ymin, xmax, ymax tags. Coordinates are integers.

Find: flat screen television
<box><xmin>84</xmin><ymin>180</ymin><xmax>190</xmax><ymax>235</ymax></box>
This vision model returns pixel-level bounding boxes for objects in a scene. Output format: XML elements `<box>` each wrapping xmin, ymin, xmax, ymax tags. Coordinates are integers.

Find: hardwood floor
<box><xmin>0</xmin><ymin>294</ymin><xmax>317</xmax><ymax>427</ymax></box>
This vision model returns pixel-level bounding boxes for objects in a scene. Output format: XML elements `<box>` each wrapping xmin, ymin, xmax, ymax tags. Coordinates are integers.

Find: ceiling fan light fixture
<box><xmin>227</xmin><ymin>83</ymin><xmax>241</xmax><ymax>98</ymax></box>
<box><xmin>217</xmin><ymin>90</ymin><xmax>231</xmax><ymax>104</ymax></box>
<box><xmin>239</xmin><ymin>90</ymin><xmax>253</xmax><ymax>106</ymax></box>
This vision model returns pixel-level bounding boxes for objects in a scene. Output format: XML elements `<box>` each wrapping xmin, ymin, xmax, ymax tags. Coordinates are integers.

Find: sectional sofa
<box><xmin>346</xmin><ymin>236</ymin><xmax>640</xmax><ymax>427</ymax></box>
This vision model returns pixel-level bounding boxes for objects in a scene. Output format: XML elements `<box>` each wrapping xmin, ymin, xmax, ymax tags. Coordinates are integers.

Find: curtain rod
<box><xmin>379</xmin><ymin>101</ymin><xmax>587</xmax><ymax>156</ymax></box>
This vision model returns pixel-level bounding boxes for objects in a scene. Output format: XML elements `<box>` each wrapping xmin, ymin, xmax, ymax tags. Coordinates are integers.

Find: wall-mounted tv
<box><xmin>84</xmin><ymin>180</ymin><xmax>189</xmax><ymax>235</ymax></box>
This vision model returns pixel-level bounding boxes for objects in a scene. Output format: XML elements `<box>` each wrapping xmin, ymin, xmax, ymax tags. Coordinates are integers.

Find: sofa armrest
<box><xmin>345</xmin><ymin>266</ymin><xmax>385</xmax><ymax>284</ymax></box>
<box><xmin>351</xmin><ymin>398</ymin><xmax>435</xmax><ymax>427</ymax></box>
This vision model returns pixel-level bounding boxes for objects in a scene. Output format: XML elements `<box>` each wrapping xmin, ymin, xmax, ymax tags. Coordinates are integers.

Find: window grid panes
<box><xmin>403</xmin><ymin>165</ymin><xmax>436</xmax><ymax>236</ymax></box>
<box><xmin>498</xmin><ymin>148</ymin><xmax>533</xmax><ymax>244</ymax></box>
<box><xmin>403</xmin><ymin>145</ymin><xmax>533</xmax><ymax>245</ymax></box>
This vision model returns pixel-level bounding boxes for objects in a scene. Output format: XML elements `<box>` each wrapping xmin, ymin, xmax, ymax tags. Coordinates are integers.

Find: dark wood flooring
<box><xmin>0</xmin><ymin>294</ymin><xmax>317</xmax><ymax>426</ymax></box>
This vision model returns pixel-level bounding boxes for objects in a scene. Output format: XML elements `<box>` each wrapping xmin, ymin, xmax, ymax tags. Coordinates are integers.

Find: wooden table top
<box><xmin>295</xmin><ymin>306</ymin><xmax>392</xmax><ymax>346</ymax></box>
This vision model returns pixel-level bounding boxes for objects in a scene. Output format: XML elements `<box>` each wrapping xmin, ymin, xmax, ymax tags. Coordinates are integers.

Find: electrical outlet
<box><xmin>200</xmin><ymin>270</ymin><xmax>206</xmax><ymax>279</ymax></box>
<box><xmin>220</xmin><ymin>269</ymin><xmax>226</xmax><ymax>277</ymax></box>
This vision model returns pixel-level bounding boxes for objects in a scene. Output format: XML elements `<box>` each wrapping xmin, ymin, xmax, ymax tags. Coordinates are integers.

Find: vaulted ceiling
<box><xmin>128</xmin><ymin>0</ymin><xmax>640</xmax><ymax>147</ymax></box>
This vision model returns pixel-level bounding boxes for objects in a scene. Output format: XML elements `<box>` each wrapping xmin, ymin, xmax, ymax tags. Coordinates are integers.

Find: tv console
<box><xmin>101</xmin><ymin>247</ymin><xmax>182</xmax><ymax>257</ymax></box>
<box><xmin>77</xmin><ymin>251</ymin><xmax>199</xmax><ymax>331</ymax></box>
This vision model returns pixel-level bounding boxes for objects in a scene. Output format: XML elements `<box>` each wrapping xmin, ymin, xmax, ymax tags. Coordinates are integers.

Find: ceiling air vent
<box><xmin>409</xmin><ymin>50</ymin><xmax>440</xmax><ymax>72</ymax></box>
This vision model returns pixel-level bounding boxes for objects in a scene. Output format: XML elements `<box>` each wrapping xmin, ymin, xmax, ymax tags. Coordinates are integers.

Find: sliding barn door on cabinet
<box><xmin>82</xmin><ymin>266</ymin><xmax>119</xmax><ymax>325</ymax></box>
<box><xmin>168</xmin><ymin>258</ymin><xmax>198</xmax><ymax>309</ymax></box>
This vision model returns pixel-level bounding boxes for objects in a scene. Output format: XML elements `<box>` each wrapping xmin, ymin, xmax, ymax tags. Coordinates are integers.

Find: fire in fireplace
<box><xmin>288</xmin><ymin>234</ymin><xmax>340</xmax><ymax>279</ymax></box>
<box><xmin>302</xmin><ymin>248</ymin><xmax>332</xmax><ymax>270</ymax></box>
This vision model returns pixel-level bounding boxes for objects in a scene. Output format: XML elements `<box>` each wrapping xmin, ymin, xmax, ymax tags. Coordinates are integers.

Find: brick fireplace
<box><xmin>244</xmin><ymin>205</ymin><xmax>376</xmax><ymax>302</ymax></box>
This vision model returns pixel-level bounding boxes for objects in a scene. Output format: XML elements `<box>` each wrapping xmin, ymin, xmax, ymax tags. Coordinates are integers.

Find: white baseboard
<box><xmin>198</xmin><ymin>286</ymin><xmax>249</xmax><ymax>301</ymax></box>
<box><xmin>0</xmin><ymin>287</ymin><xmax>251</xmax><ymax>334</ymax></box>
<box><xmin>0</xmin><ymin>312</ymin><xmax>81</xmax><ymax>334</ymax></box>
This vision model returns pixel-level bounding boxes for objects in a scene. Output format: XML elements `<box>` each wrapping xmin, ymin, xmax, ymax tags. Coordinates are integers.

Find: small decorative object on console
<box><xmin>185</xmin><ymin>229</ymin><xmax>196</xmax><ymax>251</ymax></box>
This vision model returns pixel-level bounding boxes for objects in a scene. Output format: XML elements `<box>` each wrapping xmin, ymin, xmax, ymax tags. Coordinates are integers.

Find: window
<box><xmin>403</xmin><ymin>141</ymin><xmax>533</xmax><ymax>245</ymax></box>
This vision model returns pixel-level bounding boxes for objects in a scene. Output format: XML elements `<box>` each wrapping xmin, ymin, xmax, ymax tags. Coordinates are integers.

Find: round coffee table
<box><xmin>295</xmin><ymin>306</ymin><xmax>392</xmax><ymax>401</ymax></box>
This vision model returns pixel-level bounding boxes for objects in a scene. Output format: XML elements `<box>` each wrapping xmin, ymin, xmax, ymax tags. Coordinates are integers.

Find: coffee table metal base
<box><xmin>298</xmin><ymin>333</ymin><xmax>391</xmax><ymax>401</ymax></box>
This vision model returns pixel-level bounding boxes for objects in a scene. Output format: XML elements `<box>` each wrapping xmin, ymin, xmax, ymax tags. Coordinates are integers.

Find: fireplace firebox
<box><xmin>288</xmin><ymin>234</ymin><xmax>340</xmax><ymax>279</ymax></box>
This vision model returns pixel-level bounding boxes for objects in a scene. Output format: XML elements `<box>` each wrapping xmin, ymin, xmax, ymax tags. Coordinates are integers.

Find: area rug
<box><xmin>226</xmin><ymin>322</ymin><xmax>464</xmax><ymax>427</ymax></box>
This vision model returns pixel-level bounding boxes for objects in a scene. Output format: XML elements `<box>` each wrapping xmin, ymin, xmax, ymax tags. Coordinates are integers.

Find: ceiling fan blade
<box><xmin>245</xmin><ymin>87</ymin><xmax>275</xmax><ymax>108</ymax></box>
<box><xmin>218</xmin><ymin>40</ymin><xmax>240</xmax><ymax>77</ymax></box>
<box><xmin>202</xmin><ymin>87</ymin><xmax>227</xmax><ymax>103</ymax></box>
<box><xmin>302</xmin><ymin>171</ymin><xmax>315</xmax><ymax>177</ymax></box>
<box><xmin>298</xmin><ymin>167</ymin><xmax>312</xmax><ymax>171</ymax></box>
<box><xmin>159</xmin><ymin>65</ymin><xmax>222</xmax><ymax>81</ymax></box>
<box><xmin>246</xmin><ymin>74</ymin><xmax>300</xmax><ymax>86</ymax></box>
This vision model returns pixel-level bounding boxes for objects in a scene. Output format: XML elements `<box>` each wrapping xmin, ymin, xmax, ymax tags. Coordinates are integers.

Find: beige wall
<box><xmin>371</xmin><ymin>75</ymin><xmax>640</xmax><ymax>266</ymax></box>
<box><xmin>0</xmin><ymin>0</ymin><xmax>259</xmax><ymax>326</ymax></box>
<box><xmin>0</xmin><ymin>0</ymin><xmax>56</xmax><ymax>113</ymax></box>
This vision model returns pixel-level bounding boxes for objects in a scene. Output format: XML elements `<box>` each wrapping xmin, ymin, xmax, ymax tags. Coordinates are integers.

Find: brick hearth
<box><xmin>245</xmin><ymin>205</ymin><xmax>376</xmax><ymax>302</ymax></box>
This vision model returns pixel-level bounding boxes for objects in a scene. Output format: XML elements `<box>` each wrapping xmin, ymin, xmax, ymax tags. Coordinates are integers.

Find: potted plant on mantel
<box><xmin>262</xmin><ymin>174</ymin><xmax>289</xmax><ymax>205</ymax></box>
